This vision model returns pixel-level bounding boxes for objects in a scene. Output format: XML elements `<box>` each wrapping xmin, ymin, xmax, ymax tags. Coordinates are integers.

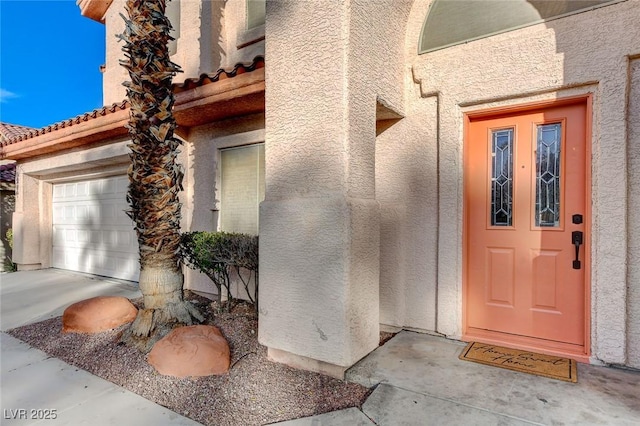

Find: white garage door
<box><xmin>52</xmin><ymin>176</ymin><xmax>140</xmax><ymax>281</ymax></box>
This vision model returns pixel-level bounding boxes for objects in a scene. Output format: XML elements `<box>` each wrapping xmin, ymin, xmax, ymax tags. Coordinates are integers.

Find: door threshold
<box><xmin>464</xmin><ymin>327</ymin><xmax>589</xmax><ymax>363</ymax></box>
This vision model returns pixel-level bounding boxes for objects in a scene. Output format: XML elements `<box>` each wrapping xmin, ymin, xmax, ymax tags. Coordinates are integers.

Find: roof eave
<box><xmin>1</xmin><ymin>68</ymin><xmax>265</xmax><ymax>161</ymax></box>
<box><xmin>174</xmin><ymin>67</ymin><xmax>265</xmax><ymax>127</ymax></box>
<box><xmin>77</xmin><ymin>0</ymin><xmax>113</xmax><ymax>23</ymax></box>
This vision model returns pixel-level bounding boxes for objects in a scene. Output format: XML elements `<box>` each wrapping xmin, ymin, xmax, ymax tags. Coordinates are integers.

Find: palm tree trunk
<box><xmin>119</xmin><ymin>0</ymin><xmax>202</xmax><ymax>352</ymax></box>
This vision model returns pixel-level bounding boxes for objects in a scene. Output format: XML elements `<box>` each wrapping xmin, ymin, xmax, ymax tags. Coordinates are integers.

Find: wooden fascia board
<box><xmin>77</xmin><ymin>0</ymin><xmax>113</xmax><ymax>23</ymax></box>
<box><xmin>1</xmin><ymin>69</ymin><xmax>265</xmax><ymax>161</ymax></box>
<box><xmin>2</xmin><ymin>110</ymin><xmax>130</xmax><ymax>161</ymax></box>
<box><xmin>174</xmin><ymin>68</ymin><xmax>266</xmax><ymax>126</ymax></box>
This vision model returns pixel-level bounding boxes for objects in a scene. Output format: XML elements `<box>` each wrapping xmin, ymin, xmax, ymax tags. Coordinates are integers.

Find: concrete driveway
<box><xmin>1</xmin><ymin>269</ymin><xmax>140</xmax><ymax>330</ymax></box>
<box><xmin>0</xmin><ymin>269</ymin><xmax>200</xmax><ymax>425</ymax></box>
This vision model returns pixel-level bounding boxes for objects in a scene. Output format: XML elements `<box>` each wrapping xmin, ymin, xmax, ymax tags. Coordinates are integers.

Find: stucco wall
<box><xmin>259</xmin><ymin>0</ymin><xmax>412</xmax><ymax>373</ymax></box>
<box><xmin>12</xmin><ymin>173</ymin><xmax>41</xmax><ymax>269</ymax></box>
<box><xmin>405</xmin><ymin>0</ymin><xmax>640</xmax><ymax>365</ymax></box>
<box><xmin>102</xmin><ymin>0</ymin><xmax>264</xmax><ymax>106</ymax></box>
<box><xmin>221</xmin><ymin>0</ymin><xmax>265</xmax><ymax>69</ymax></box>
<box><xmin>103</xmin><ymin>0</ymin><xmax>128</xmax><ymax>105</ymax></box>
<box><xmin>261</xmin><ymin>1</ymin><xmax>368</xmax><ymax>370</ymax></box>
<box><xmin>376</xmin><ymin>88</ymin><xmax>438</xmax><ymax>332</ymax></box>
<box><xmin>627</xmin><ymin>57</ymin><xmax>640</xmax><ymax>369</ymax></box>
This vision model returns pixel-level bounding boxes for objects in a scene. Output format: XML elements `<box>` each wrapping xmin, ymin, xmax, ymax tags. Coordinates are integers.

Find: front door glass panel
<box><xmin>491</xmin><ymin>128</ymin><xmax>514</xmax><ymax>226</ymax></box>
<box><xmin>535</xmin><ymin>123</ymin><xmax>562</xmax><ymax>227</ymax></box>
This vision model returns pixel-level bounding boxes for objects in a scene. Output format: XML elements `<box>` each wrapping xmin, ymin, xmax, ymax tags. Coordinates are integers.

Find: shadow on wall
<box><xmin>202</xmin><ymin>0</ymin><xmax>225</xmax><ymax>73</ymax></box>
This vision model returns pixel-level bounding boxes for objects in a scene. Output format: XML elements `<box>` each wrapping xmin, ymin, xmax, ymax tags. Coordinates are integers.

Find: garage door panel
<box><xmin>52</xmin><ymin>246</ymin><xmax>139</xmax><ymax>282</ymax></box>
<box><xmin>52</xmin><ymin>201</ymin><xmax>130</xmax><ymax>226</ymax></box>
<box><xmin>52</xmin><ymin>176</ymin><xmax>139</xmax><ymax>282</ymax></box>
<box><xmin>53</xmin><ymin>225</ymin><xmax>137</xmax><ymax>251</ymax></box>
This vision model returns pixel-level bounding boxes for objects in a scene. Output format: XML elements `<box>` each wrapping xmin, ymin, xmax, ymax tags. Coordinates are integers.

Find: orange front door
<box><xmin>465</xmin><ymin>101</ymin><xmax>589</xmax><ymax>357</ymax></box>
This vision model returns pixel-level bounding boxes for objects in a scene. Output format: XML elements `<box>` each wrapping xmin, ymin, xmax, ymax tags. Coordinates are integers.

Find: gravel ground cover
<box><xmin>7</xmin><ymin>292</ymin><xmax>375</xmax><ymax>426</ymax></box>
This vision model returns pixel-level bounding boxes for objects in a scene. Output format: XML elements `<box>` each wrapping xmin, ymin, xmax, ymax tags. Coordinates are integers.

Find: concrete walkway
<box><xmin>346</xmin><ymin>332</ymin><xmax>640</xmax><ymax>425</ymax></box>
<box><xmin>2</xmin><ymin>269</ymin><xmax>640</xmax><ymax>425</ymax></box>
<box><xmin>279</xmin><ymin>332</ymin><xmax>640</xmax><ymax>425</ymax></box>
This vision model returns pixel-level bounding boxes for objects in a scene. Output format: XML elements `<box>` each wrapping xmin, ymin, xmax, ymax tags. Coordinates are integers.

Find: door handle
<box><xmin>572</xmin><ymin>231</ymin><xmax>583</xmax><ymax>270</ymax></box>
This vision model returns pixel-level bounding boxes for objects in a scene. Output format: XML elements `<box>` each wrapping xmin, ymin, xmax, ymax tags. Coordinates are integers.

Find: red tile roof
<box><xmin>173</xmin><ymin>56</ymin><xmax>264</xmax><ymax>94</ymax></box>
<box><xmin>1</xmin><ymin>56</ymin><xmax>265</xmax><ymax>148</ymax></box>
<box><xmin>1</xmin><ymin>101</ymin><xmax>130</xmax><ymax>146</ymax></box>
<box><xmin>0</xmin><ymin>162</ymin><xmax>16</xmax><ymax>183</ymax></box>
<box><xmin>0</xmin><ymin>123</ymin><xmax>35</xmax><ymax>144</ymax></box>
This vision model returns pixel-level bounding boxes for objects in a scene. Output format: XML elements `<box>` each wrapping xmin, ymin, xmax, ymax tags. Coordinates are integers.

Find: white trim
<box><xmin>215</xmin><ymin>129</ymin><xmax>265</xmax><ymax>149</ymax></box>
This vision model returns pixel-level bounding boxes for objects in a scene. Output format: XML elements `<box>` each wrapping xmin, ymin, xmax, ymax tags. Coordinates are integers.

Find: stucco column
<box><xmin>12</xmin><ymin>172</ymin><xmax>41</xmax><ymax>270</ymax></box>
<box><xmin>258</xmin><ymin>0</ymin><xmax>380</xmax><ymax>378</ymax></box>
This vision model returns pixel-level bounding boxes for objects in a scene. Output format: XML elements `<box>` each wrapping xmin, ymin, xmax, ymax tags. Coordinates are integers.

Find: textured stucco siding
<box><xmin>376</xmin><ymin>90</ymin><xmax>438</xmax><ymax>332</ymax></box>
<box><xmin>103</xmin><ymin>0</ymin><xmax>128</xmax><ymax>105</ymax></box>
<box><xmin>12</xmin><ymin>174</ymin><xmax>41</xmax><ymax>268</ymax></box>
<box><xmin>406</xmin><ymin>0</ymin><xmax>640</xmax><ymax>364</ymax></box>
<box><xmin>259</xmin><ymin>0</ymin><xmax>413</xmax><ymax>369</ymax></box>
<box><xmin>260</xmin><ymin>196</ymin><xmax>380</xmax><ymax>366</ymax></box>
<box><xmin>263</xmin><ymin>1</ymin><xmax>350</xmax><ymax>200</ymax></box>
<box><xmin>102</xmin><ymin>0</ymin><xmax>263</xmax><ymax>106</ymax></box>
<box><xmin>260</xmin><ymin>0</ymin><xmax>365</xmax><ymax>368</ymax></box>
<box><xmin>627</xmin><ymin>58</ymin><xmax>640</xmax><ymax>369</ymax></box>
<box><xmin>221</xmin><ymin>0</ymin><xmax>265</xmax><ymax>69</ymax></box>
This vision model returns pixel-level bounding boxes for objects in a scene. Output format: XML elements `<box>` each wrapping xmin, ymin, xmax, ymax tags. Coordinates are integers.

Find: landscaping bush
<box><xmin>4</xmin><ymin>228</ymin><xmax>16</xmax><ymax>272</ymax></box>
<box><xmin>180</xmin><ymin>232</ymin><xmax>258</xmax><ymax>310</ymax></box>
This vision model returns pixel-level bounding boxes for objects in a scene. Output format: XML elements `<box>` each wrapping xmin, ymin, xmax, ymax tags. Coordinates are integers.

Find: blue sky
<box><xmin>0</xmin><ymin>0</ymin><xmax>105</xmax><ymax>129</ymax></box>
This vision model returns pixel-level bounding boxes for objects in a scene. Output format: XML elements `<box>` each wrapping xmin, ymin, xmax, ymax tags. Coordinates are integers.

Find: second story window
<box><xmin>247</xmin><ymin>0</ymin><xmax>266</xmax><ymax>30</ymax></box>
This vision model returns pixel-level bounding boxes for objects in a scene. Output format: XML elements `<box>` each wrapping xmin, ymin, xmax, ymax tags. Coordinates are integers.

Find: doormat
<box><xmin>459</xmin><ymin>342</ymin><xmax>577</xmax><ymax>383</ymax></box>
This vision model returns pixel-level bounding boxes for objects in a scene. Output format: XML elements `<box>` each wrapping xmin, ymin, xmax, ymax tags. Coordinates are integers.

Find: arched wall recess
<box><xmin>419</xmin><ymin>0</ymin><xmax>623</xmax><ymax>54</ymax></box>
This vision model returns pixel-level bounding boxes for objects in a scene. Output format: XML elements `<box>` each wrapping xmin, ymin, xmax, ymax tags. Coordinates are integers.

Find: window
<box><xmin>219</xmin><ymin>144</ymin><xmax>265</xmax><ymax>235</ymax></box>
<box><xmin>535</xmin><ymin>123</ymin><xmax>562</xmax><ymax>227</ymax></box>
<box><xmin>247</xmin><ymin>0</ymin><xmax>266</xmax><ymax>30</ymax></box>
<box><xmin>490</xmin><ymin>128</ymin><xmax>514</xmax><ymax>227</ymax></box>
<box><xmin>419</xmin><ymin>0</ymin><xmax>620</xmax><ymax>54</ymax></box>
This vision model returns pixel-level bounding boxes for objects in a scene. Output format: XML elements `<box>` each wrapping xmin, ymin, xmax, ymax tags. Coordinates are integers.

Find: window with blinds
<box><xmin>219</xmin><ymin>144</ymin><xmax>265</xmax><ymax>235</ymax></box>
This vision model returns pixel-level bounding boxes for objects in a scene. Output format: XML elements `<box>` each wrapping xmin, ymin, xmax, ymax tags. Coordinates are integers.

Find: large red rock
<box><xmin>148</xmin><ymin>325</ymin><xmax>230</xmax><ymax>378</ymax></box>
<box><xmin>62</xmin><ymin>296</ymin><xmax>137</xmax><ymax>333</ymax></box>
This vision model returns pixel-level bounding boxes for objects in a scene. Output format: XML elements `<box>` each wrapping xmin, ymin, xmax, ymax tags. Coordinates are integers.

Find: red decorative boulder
<box><xmin>148</xmin><ymin>325</ymin><xmax>230</xmax><ymax>378</ymax></box>
<box><xmin>62</xmin><ymin>296</ymin><xmax>137</xmax><ymax>333</ymax></box>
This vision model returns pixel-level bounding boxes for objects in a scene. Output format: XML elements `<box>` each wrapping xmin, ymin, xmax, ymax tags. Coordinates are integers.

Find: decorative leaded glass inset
<box><xmin>535</xmin><ymin>123</ymin><xmax>562</xmax><ymax>227</ymax></box>
<box><xmin>491</xmin><ymin>128</ymin><xmax>514</xmax><ymax>226</ymax></box>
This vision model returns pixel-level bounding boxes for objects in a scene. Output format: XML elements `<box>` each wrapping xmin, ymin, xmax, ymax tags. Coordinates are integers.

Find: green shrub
<box><xmin>4</xmin><ymin>228</ymin><xmax>16</xmax><ymax>272</ymax></box>
<box><xmin>180</xmin><ymin>231</ymin><xmax>258</xmax><ymax>310</ymax></box>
